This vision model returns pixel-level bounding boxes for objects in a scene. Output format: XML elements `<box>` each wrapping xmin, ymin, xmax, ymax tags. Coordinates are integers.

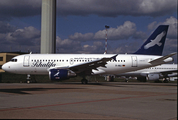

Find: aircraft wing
<box><xmin>48</xmin><ymin>54</ymin><xmax>117</xmax><ymax>75</ymax></box>
<box><xmin>142</xmin><ymin>70</ymin><xmax>178</xmax><ymax>77</ymax></box>
<box><xmin>161</xmin><ymin>70</ymin><xmax>178</xmax><ymax>74</ymax></box>
<box><xmin>68</xmin><ymin>54</ymin><xmax>118</xmax><ymax>75</ymax></box>
<box><xmin>149</xmin><ymin>52</ymin><xmax>177</xmax><ymax>65</ymax></box>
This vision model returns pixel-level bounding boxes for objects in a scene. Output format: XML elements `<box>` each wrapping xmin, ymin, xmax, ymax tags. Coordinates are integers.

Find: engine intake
<box><xmin>146</xmin><ymin>74</ymin><xmax>160</xmax><ymax>81</ymax></box>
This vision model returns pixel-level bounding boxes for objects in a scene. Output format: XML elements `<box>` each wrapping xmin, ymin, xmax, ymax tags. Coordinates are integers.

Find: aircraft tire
<box><xmin>81</xmin><ymin>79</ymin><xmax>88</xmax><ymax>84</ymax></box>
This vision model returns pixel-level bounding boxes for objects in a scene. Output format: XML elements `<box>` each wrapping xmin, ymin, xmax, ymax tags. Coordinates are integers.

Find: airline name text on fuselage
<box><xmin>32</xmin><ymin>61</ymin><xmax>56</xmax><ymax>68</ymax></box>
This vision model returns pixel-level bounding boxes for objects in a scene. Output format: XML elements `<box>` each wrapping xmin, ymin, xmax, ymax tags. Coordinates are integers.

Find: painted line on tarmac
<box><xmin>0</xmin><ymin>93</ymin><xmax>176</xmax><ymax>112</ymax></box>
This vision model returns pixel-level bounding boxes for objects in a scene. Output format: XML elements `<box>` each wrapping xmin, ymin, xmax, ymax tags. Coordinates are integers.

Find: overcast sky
<box><xmin>0</xmin><ymin>0</ymin><xmax>177</xmax><ymax>62</ymax></box>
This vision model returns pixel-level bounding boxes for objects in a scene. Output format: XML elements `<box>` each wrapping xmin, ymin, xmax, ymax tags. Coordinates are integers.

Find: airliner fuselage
<box><xmin>2</xmin><ymin>53</ymin><xmax>173</xmax><ymax>76</ymax></box>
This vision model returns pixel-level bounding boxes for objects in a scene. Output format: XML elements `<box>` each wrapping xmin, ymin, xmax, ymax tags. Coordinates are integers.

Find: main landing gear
<box><xmin>81</xmin><ymin>78</ymin><xmax>88</xmax><ymax>84</ymax></box>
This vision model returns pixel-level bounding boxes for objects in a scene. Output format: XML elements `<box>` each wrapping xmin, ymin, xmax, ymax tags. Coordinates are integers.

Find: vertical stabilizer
<box><xmin>134</xmin><ymin>25</ymin><xmax>169</xmax><ymax>55</ymax></box>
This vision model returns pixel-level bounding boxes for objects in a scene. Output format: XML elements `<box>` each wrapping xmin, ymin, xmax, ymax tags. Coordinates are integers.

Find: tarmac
<box><xmin>0</xmin><ymin>82</ymin><xmax>177</xmax><ymax>120</ymax></box>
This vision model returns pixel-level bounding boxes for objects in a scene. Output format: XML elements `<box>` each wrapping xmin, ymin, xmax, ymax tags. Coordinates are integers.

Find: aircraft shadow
<box><xmin>56</xmin><ymin>82</ymin><xmax>177</xmax><ymax>87</ymax></box>
<box><xmin>0</xmin><ymin>87</ymin><xmax>85</xmax><ymax>94</ymax></box>
<box><xmin>55</xmin><ymin>82</ymin><xmax>126</xmax><ymax>87</ymax></box>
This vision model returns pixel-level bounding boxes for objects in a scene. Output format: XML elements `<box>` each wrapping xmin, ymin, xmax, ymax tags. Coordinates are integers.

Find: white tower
<box><xmin>40</xmin><ymin>0</ymin><xmax>56</xmax><ymax>54</ymax></box>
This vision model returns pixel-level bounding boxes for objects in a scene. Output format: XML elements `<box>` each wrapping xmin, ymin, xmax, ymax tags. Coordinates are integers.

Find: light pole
<box><xmin>105</xmin><ymin>25</ymin><xmax>110</xmax><ymax>54</ymax></box>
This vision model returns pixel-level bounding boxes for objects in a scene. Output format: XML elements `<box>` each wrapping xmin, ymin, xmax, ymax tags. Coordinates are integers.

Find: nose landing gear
<box><xmin>26</xmin><ymin>74</ymin><xmax>31</xmax><ymax>83</ymax></box>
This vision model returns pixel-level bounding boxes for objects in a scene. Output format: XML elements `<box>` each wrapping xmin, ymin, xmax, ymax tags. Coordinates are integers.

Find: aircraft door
<box><xmin>23</xmin><ymin>56</ymin><xmax>30</xmax><ymax>67</ymax></box>
<box><xmin>70</xmin><ymin>58</ymin><xmax>74</xmax><ymax>65</ymax></box>
<box><xmin>131</xmin><ymin>56</ymin><xmax>137</xmax><ymax>67</ymax></box>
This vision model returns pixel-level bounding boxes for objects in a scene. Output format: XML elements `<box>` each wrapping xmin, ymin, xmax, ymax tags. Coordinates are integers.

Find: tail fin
<box><xmin>134</xmin><ymin>25</ymin><xmax>169</xmax><ymax>55</ymax></box>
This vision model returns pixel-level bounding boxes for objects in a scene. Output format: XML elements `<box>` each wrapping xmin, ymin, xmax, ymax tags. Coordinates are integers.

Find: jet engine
<box><xmin>146</xmin><ymin>74</ymin><xmax>160</xmax><ymax>81</ymax></box>
<box><xmin>49</xmin><ymin>69</ymin><xmax>76</xmax><ymax>80</ymax></box>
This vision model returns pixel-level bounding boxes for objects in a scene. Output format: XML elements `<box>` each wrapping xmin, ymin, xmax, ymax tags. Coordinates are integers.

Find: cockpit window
<box><xmin>11</xmin><ymin>59</ymin><xmax>17</xmax><ymax>62</ymax></box>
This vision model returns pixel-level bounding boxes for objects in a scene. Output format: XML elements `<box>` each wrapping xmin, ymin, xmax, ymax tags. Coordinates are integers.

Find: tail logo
<box><xmin>144</xmin><ymin>31</ymin><xmax>166</xmax><ymax>49</ymax></box>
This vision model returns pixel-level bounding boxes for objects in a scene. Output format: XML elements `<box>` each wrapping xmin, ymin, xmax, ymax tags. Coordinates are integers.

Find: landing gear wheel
<box><xmin>26</xmin><ymin>74</ymin><xmax>31</xmax><ymax>83</ymax></box>
<box><xmin>163</xmin><ymin>80</ymin><xmax>169</xmax><ymax>83</ymax></box>
<box><xmin>81</xmin><ymin>79</ymin><xmax>88</xmax><ymax>84</ymax></box>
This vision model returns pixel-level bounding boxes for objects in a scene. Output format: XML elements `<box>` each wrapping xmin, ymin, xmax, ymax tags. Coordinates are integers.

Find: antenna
<box><xmin>105</xmin><ymin>25</ymin><xmax>110</xmax><ymax>54</ymax></box>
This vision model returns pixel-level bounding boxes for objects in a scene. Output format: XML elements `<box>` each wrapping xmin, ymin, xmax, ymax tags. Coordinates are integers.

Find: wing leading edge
<box><xmin>69</xmin><ymin>54</ymin><xmax>118</xmax><ymax>75</ymax></box>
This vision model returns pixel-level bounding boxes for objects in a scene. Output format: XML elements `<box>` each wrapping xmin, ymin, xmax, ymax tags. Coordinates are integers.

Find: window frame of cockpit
<box><xmin>10</xmin><ymin>58</ymin><xmax>17</xmax><ymax>62</ymax></box>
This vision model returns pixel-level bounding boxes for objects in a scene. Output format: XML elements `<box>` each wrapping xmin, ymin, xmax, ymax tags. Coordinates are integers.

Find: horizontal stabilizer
<box><xmin>149</xmin><ymin>52</ymin><xmax>177</xmax><ymax>65</ymax></box>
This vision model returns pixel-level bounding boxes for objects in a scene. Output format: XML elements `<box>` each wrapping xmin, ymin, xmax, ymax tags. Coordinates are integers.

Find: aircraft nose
<box><xmin>2</xmin><ymin>63</ymin><xmax>9</xmax><ymax>71</ymax></box>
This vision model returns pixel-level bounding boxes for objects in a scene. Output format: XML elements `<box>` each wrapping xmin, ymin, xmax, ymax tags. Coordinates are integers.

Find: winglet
<box><xmin>111</xmin><ymin>54</ymin><xmax>118</xmax><ymax>61</ymax></box>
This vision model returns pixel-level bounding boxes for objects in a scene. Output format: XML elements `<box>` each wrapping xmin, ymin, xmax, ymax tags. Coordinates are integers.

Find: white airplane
<box><xmin>2</xmin><ymin>25</ymin><xmax>176</xmax><ymax>84</ymax></box>
<box><xmin>116</xmin><ymin>64</ymin><xmax>178</xmax><ymax>82</ymax></box>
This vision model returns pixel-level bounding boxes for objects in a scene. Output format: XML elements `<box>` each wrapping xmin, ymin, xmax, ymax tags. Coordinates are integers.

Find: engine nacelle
<box><xmin>49</xmin><ymin>69</ymin><xmax>76</xmax><ymax>80</ymax></box>
<box><xmin>146</xmin><ymin>74</ymin><xmax>160</xmax><ymax>81</ymax></box>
